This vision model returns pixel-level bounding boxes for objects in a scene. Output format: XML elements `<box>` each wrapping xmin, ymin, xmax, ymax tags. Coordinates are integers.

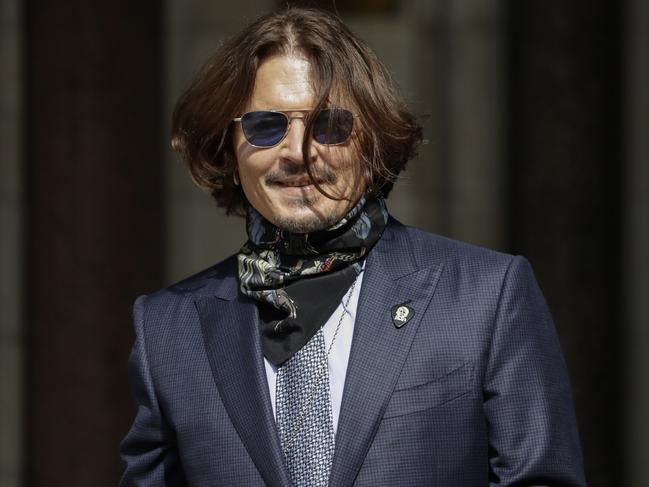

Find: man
<box><xmin>120</xmin><ymin>7</ymin><xmax>585</xmax><ymax>487</ymax></box>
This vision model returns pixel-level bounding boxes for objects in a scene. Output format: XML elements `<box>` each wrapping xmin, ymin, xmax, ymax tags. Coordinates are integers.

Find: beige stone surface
<box><xmin>624</xmin><ymin>1</ymin><xmax>649</xmax><ymax>484</ymax></box>
<box><xmin>165</xmin><ymin>0</ymin><xmax>275</xmax><ymax>283</ymax></box>
<box><xmin>0</xmin><ymin>0</ymin><xmax>22</xmax><ymax>484</ymax></box>
<box><xmin>0</xmin><ymin>343</ymin><xmax>22</xmax><ymax>483</ymax></box>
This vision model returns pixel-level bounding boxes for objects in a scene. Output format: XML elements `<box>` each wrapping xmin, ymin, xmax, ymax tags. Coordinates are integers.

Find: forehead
<box><xmin>246</xmin><ymin>54</ymin><xmax>349</xmax><ymax>111</ymax></box>
<box><xmin>246</xmin><ymin>55</ymin><xmax>314</xmax><ymax>110</ymax></box>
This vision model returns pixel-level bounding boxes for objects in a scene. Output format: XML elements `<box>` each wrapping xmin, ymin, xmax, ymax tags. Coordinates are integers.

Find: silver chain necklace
<box><xmin>280</xmin><ymin>277</ymin><xmax>357</xmax><ymax>456</ymax></box>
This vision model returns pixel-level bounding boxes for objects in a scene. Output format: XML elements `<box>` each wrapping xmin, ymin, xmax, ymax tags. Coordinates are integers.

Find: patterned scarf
<box><xmin>238</xmin><ymin>196</ymin><xmax>389</xmax><ymax>365</ymax></box>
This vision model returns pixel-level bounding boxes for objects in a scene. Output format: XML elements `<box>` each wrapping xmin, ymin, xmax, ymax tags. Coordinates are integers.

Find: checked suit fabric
<box><xmin>276</xmin><ymin>328</ymin><xmax>335</xmax><ymax>487</ymax></box>
<box><xmin>119</xmin><ymin>219</ymin><xmax>586</xmax><ymax>486</ymax></box>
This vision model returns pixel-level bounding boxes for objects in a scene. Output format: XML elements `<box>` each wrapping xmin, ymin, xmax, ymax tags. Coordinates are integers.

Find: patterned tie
<box><xmin>276</xmin><ymin>328</ymin><xmax>335</xmax><ymax>487</ymax></box>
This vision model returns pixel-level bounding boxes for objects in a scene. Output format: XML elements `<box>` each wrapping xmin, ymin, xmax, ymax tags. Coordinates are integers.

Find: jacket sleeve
<box><xmin>119</xmin><ymin>295</ymin><xmax>187</xmax><ymax>486</ymax></box>
<box><xmin>484</xmin><ymin>256</ymin><xmax>587</xmax><ymax>486</ymax></box>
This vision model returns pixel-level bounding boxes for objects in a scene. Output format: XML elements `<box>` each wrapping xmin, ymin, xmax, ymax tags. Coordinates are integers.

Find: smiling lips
<box><xmin>273</xmin><ymin>177</ymin><xmax>322</xmax><ymax>187</ymax></box>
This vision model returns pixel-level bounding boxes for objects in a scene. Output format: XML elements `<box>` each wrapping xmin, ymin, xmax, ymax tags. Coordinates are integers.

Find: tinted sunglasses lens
<box><xmin>241</xmin><ymin>111</ymin><xmax>288</xmax><ymax>147</ymax></box>
<box><xmin>313</xmin><ymin>109</ymin><xmax>354</xmax><ymax>144</ymax></box>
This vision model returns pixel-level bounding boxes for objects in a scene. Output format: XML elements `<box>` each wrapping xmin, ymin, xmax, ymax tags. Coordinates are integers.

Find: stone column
<box><xmin>507</xmin><ymin>2</ymin><xmax>624</xmax><ymax>485</ymax></box>
<box><xmin>624</xmin><ymin>0</ymin><xmax>649</xmax><ymax>484</ymax></box>
<box><xmin>165</xmin><ymin>0</ymin><xmax>275</xmax><ymax>282</ymax></box>
<box><xmin>0</xmin><ymin>0</ymin><xmax>24</xmax><ymax>486</ymax></box>
<box><xmin>342</xmin><ymin>0</ymin><xmax>507</xmax><ymax>250</ymax></box>
<box><xmin>24</xmin><ymin>1</ymin><xmax>164</xmax><ymax>484</ymax></box>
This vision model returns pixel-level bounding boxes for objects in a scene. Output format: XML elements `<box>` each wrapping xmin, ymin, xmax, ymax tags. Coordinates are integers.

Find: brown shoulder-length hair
<box><xmin>171</xmin><ymin>6</ymin><xmax>423</xmax><ymax>216</ymax></box>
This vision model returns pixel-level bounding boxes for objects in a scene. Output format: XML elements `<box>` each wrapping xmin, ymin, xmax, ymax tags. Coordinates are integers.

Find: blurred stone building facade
<box><xmin>0</xmin><ymin>1</ymin><xmax>647</xmax><ymax>486</ymax></box>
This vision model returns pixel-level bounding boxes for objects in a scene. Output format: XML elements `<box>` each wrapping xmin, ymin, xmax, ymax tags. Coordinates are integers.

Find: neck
<box><xmin>244</xmin><ymin>196</ymin><xmax>387</xmax><ymax>256</ymax></box>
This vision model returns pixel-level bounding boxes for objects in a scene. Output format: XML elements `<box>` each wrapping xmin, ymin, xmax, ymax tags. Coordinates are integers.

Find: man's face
<box><xmin>233</xmin><ymin>54</ymin><xmax>366</xmax><ymax>233</ymax></box>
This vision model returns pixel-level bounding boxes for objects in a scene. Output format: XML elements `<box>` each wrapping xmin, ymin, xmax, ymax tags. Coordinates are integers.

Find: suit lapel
<box><xmin>329</xmin><ymin>221</ymin><xmax>444</xmax><ymax>487</ymax></box>
<box><xmin>196</xmin><ymin>274</ymin><xmax>291</xmax><ymax>487</ymax></box>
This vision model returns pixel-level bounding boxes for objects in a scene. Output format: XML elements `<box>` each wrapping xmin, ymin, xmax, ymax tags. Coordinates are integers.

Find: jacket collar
<box><xmin>329</xmin><ymin>219</ymin><xmax>444</xmax><ymax>486</ymax></box>
<box><xmin>195</xmin><ymin>219</ymin><xmax>444</xmax><ymax>486</ymax></box>
<box><xmin>196</xmin><ymin>285</ymin><xmax>291</xmax><ymax>486</ymax></box>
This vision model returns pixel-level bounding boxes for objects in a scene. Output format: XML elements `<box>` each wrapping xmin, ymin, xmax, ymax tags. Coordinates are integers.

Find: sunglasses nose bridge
<box><xmin>286</xmin><ymin>113</ymin><xmax>307</xmax><ymax>130</ymax></box>
<box><xmin>281</xmin><ymin>114</ymin><xmax>308</xmax><ymax>150</ymax></box>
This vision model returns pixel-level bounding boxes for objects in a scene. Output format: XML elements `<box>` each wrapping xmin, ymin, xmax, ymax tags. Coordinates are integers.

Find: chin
<box><xmin>272</xmin><ymin>206</ymin><xmax>343</xmax><ymax>234</ymax></box>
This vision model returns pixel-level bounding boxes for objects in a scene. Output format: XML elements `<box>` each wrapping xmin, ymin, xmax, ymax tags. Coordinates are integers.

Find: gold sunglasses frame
<box><xmin>232</xmin><ymin>108</ymin><xmax>359</xmax><ymax>148</ymax></box>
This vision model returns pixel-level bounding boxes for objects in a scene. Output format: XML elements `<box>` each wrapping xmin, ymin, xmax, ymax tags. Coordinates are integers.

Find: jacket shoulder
<box><xmin>393</xmin><ymin>223</ymin><xmax>541</xmax><ymax>314</ymax></box>
<box><xmin>396</xmin><ymin>222</ymin><xmax>516</xmax><ymax>271</ymax></box>
<box><xmin>168</xmin><ymin>254</ymin><xmax>238</xmax><ymax>294</ymax></box>
<box><xmin>135</xmin><ymin>254</ymin><xmax>238</xmax><ymax>318</ymax></box>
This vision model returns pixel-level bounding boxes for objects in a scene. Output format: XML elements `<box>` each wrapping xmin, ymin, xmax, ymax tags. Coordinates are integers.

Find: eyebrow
<box><xmin>232</xmin><ymin>108</ymin><xmax>313</xmax><ymax>122</ymax></box>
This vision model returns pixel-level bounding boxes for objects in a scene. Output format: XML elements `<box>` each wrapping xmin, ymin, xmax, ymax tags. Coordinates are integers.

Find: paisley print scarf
<box><xmin>238</xmin><ymin>196</ymin><xmax>389</xmax><ymax>365</ymax></box>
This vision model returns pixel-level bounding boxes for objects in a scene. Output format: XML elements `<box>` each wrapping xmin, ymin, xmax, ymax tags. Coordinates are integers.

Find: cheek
<box><xmin>232</xmin><ymin>123</ymin><xmax>246</xmax><ymax>153</ymax></box>
<box><xmin>319</xmin><ymin>146</ymin><xmax>363</xmax><ymax>183</ymax></box>
<box><xmin>317</xmin><ymin>145</ymin><xmax>351</xmax><ymax>169</ymax></box>
<box><xmin>234</xmin><ymin>132</ymin><xmax>260</xmax><ymax>184</ymax></box>
<box><xmin>237</xmin><ymin>162</ymin><xmax>261</xmax><ymax>189</ymax></box>
<box><xmin>236</xmin><ymin>150</ymin><xmax>276</xmax><ymax>194</ymax></box>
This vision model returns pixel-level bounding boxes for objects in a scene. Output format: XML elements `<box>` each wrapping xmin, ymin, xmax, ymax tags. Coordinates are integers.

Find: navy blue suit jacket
<box><xmin>120</xmin><ymin>219</ymin><xmax>586</xmax><ymax>486</ymax></box>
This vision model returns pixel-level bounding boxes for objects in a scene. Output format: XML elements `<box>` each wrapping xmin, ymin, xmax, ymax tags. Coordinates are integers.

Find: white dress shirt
<box><xmin>264</xmin><ymin>269</ymin><xmax>364</xmax><ymax>434</ymax></box>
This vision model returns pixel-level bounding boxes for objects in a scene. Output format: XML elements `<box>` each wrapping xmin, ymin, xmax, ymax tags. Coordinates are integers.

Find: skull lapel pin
<box><xmin>391</xmin><ymin>301</ymin><xmax>414</xmax><ymax>328</ymax></box>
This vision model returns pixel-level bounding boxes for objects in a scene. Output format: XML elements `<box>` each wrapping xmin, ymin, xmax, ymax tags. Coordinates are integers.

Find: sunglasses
<box><xmin>233</xmin><ymin>108</ymin><xmax>357</xmax><ymax>148</ymax></box>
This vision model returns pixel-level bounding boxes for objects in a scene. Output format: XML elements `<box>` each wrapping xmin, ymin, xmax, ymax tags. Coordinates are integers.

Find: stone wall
<box><xmin>0</xmin><ymin>0</ymin><xmax>23</xmax><ymax>485</ymax></box>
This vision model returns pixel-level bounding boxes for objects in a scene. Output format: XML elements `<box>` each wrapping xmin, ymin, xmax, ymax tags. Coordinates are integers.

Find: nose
<box><xmin>279</xmin><ymin>115</ymin><xmax>308</xmax><ymax>163</ymax></box>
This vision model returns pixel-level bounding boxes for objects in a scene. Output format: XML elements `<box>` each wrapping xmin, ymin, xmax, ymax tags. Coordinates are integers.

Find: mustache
<box><xmin>264</xmin><ymin>165</ymin><xmax>338</xmax><ymax>185</ymax></box>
